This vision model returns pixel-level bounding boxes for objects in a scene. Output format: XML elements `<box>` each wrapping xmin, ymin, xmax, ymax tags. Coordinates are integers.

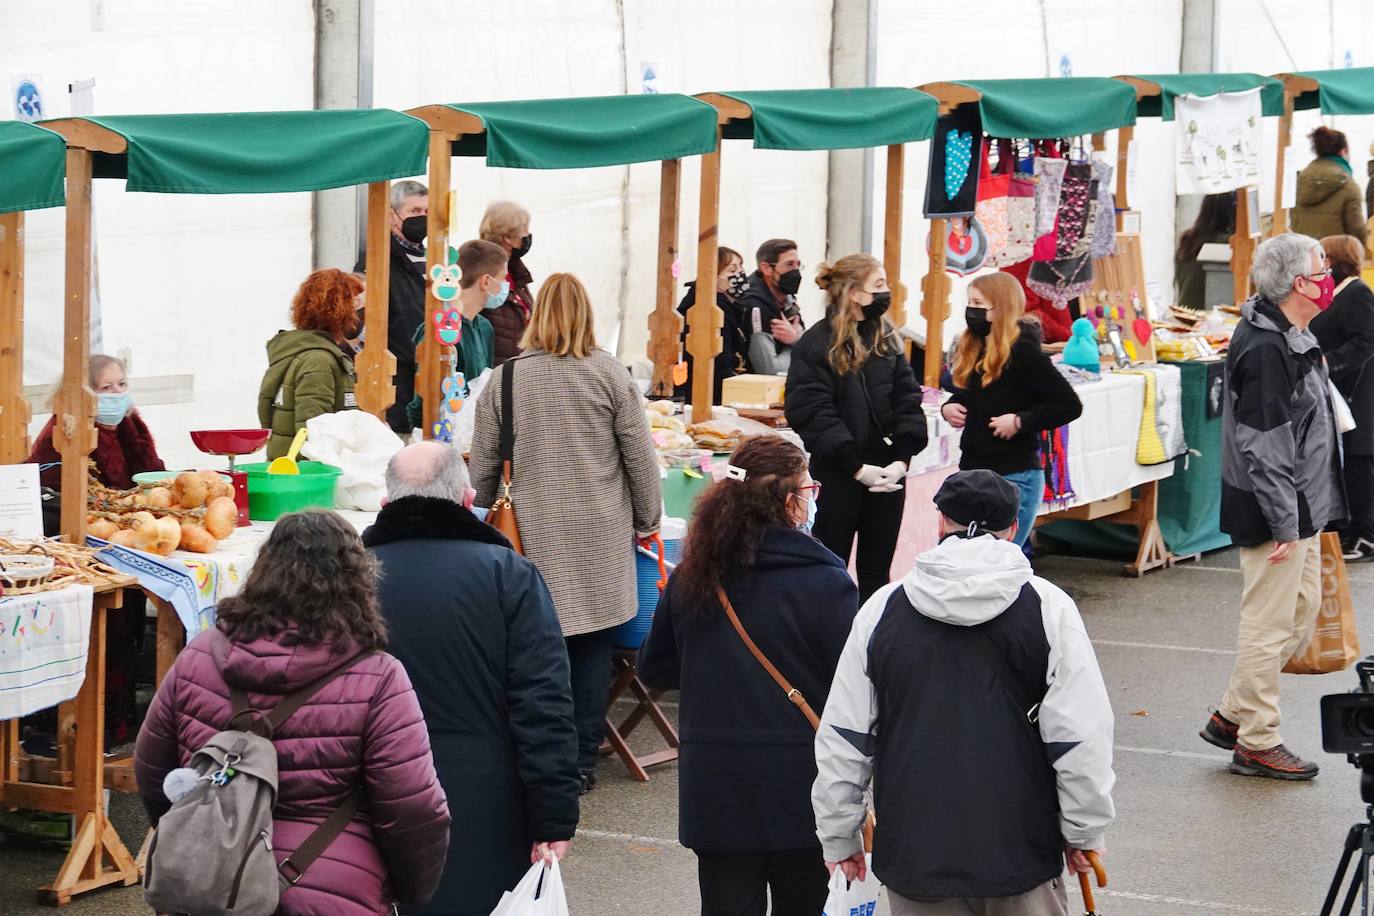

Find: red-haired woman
<box><xmin>638</xmin><ymin>436</ymin><xmax>858</xmax><ymax>915</ymax></box>
<box><xmin>258</xmin><ymin>268</ymin><xmax>363</xmax><ymax>459</ymax></box>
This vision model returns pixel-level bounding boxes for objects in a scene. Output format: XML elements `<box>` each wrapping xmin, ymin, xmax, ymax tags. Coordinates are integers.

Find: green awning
<box><xmin>60</xmin><ymin>109</ymin><xmax>429</xmax><ymax>193</ymax></box>
<box><xmin>716</xmin><ymin>88</ymin><xmax>937</xmax><ymax>150</ymax></box>
<box><xmin>0</xmin><ymin>122</ymin><xmax>65</xmax><ymax>213</ymax></box>
<box><xmin>445</xmin><ymin>94</ymin><xmax>718</xmax><ymax>168</ymax></box>
<box><xmin>1289</xmin><ymin>67</ymin><xmax>1374</xmax><ymax>115</ymax></box>
<box><xmin>942</xmin><ymin>78</ymin><xmax>1137</xmax><ymax>139</ymax></box>
<box><xmin>1127</xmin><ymin>73</ymin><xmax>1285</xmax><ymax>120</ymax></box>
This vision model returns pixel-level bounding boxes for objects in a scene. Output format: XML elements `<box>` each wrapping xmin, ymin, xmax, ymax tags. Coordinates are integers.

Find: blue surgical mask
<box><xmin>483</xmin><ymin>278</ymin><xmax>511</xmax><ymax>311</ymax></box>
<box><xmin>96</xmin><ymin>392</ymin><xmax>132</xmax><ymax>426</ymax></box>
<box><xmin>799</xmin><ymin>494</ymin><xmax>818</xmax><ymax>534</ymax></box>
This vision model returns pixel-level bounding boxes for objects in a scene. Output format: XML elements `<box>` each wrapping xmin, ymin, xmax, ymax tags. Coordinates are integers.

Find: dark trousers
<box><xmin>1344</xmin><ymin>453</ymin><xmax>1374</xmax><ymax>542</ymax></box>
<box><xmin>565</xmin><ymin>629</ymin><xmax>615</xmax><ymax>773</ymax></box>
<box><xmin>811</xmin><ymin>461</ymin><xmax>907</xmax><ymax>602</ymax></box>
<box><xmin>696</xmin><ymin>850</ymin><xmax>829</xmax><ymax>916</ymax></box>
<box><xmin>387</xmin><ymin>361</ymin><xmax>417</xmax><ymax>434</ymax></box>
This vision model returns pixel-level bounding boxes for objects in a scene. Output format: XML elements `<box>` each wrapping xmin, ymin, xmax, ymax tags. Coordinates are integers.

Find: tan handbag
<box><xmin>488</xmin><ymin>360</ymin><xmax>524</xmax><ymax>554</ymax></box>
<box><xmin>1284</xmin><ymin>532</ymin><xmax>1360</xmax><ymax>674</ymax></box>
<box><xmin>716</xmin><ymin>584</ymin><xmax>875</xmax><ymax>852</ymax></box>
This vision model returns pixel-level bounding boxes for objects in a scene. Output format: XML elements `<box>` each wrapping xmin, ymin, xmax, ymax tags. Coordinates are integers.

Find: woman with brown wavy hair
<box><xmin>942</xmin><ymin>272</ymin><xmax>1082</xmax><ymax>549</ymax></box>
<box><xmin>639</xmin><ymin>436</ymin><xmax>858</xmax><ymax>915</ymax></box>
<box><xmin>784</xmin><ymin>253</ymin><xmax>927</xmax><ymax>601</ymax></box>
<box><xmin>258</xmin><ymin>268</ymin><xmax>363</xmax><ymax>459</ymax></box>
<box><xmin>135</xmin><ymin>510</ymin><xmax>451</xmax><ymax>914</ymax></box>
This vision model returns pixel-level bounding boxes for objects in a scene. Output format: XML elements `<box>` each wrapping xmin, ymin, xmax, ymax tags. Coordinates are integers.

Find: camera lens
<box><xmin>1347</xmin><ymin>707</ymin><xmax>1374</xmax><ymax>739</ymax></box>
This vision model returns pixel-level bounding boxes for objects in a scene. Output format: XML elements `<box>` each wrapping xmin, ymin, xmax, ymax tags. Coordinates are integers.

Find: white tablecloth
<box><xmin>0</xmin><ymin>584</ymin><xmax>93</xmax><ymax>720</ymax></box>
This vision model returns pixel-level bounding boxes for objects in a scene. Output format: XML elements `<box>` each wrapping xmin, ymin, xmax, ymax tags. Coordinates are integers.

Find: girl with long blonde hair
<box><xmin>941</xmin><ymin>272</ymin><xmax>1082</xmax><ymax>548</ymax></box>
<box><xmin>783</xmin><ymin>253</ymin><xmax>927</xmax><ymax>600</ymax></box>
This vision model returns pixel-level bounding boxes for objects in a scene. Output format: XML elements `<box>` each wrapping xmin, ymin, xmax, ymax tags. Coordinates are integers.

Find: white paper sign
<box><xmin>0</xmin><ymin>464</ymin><xmax>43</xmax><ymax>539</ymax></box>
<box><xmin>1176</xmin><ymin>89</ymin><xmax>1265</xmax><ymax>195</ymax></box>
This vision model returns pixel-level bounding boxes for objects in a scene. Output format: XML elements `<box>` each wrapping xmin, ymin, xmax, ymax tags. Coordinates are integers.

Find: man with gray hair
<box><xmin>363</xmin><ymin>441</ymin><xmax>580</xmax><ymax>914</ymax></box>
<box><xmin>1199</xmin><ymin>232</ymin><xmax>1345</xmax><ymax>781</ymax></box>
<box><xmin>356</xmin><ymin>179</ymin><xmax>429</xmax><ymax>432</ymax></box>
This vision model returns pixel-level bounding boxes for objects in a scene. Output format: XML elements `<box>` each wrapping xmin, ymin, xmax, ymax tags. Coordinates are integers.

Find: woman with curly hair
<box><xmin>258</xmin><ymin>268</ymin><xmax>363</xmax><ymax>459</ymax></box>
<box><xmin>639</xmin><ymin>436</ymin><xmax>858</xmax><ymax>916</ymax></box>
<box><xmin>784</xmin><ymin>253</ymin><xmax>927</xmax><ymax>601</ymax></box>
<box><xmin>135</xmin><ymin>510</ymin><xmax>451</xmax><ymax>915</ymax></box>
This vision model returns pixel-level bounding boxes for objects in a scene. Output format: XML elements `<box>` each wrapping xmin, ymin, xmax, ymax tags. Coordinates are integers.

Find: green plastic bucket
<box><xmin>661</xmin><ymin>465</ymin><xmax>712</xmax><ymax>520</ymax></box>
<box><xmin>239</xmin><ymin>462</ymin><xmax>341</xmax><ymax>521</ymax></box>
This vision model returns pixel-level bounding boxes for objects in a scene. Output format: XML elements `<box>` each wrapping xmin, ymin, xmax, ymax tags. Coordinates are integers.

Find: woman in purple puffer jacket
<box><xmin>135</xmin><ymin>510</ymin><xmax>451</xmax><ymax>915</ymax></box>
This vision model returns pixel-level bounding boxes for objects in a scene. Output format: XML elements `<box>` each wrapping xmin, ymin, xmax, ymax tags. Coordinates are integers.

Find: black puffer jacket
<box><xmin>675</xmin><ymin>282</ymin><xmax>745</xmax><ymax>403</ymax></box>
<box><xmin>785</xmin><ymin>316</ymin><xmax>927</xmax><ymax>474</ymax></box>
<box><xmin>356</xmin><ymin>234</ymin><xmax>427</xmax><ymax>369</ymax></box>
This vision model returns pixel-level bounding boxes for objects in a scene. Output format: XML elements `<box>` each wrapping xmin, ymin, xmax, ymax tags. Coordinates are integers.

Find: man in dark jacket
<box><xmin>814</xmin><ymin>471</ymin><xmax>1114</xmax><ymax>914</ymax></box>
<box><xmin>356</xmin><ymin>179</ymin><xmax>428</xmax><ymax>433</ymax></box>
<box><xmin>365</xmin><ymin>442</ymin><xmax>580</xmax><ymax>915</ymax></box>
<box><xmin>734</xmin><ymin>238</ymin><xmax>805</xmax><ymax>375</ymax></box>
<box><xmin>1200</xmin><ymin>233</ymin><xmax>1345</xmax><ymax>781</ymax></box>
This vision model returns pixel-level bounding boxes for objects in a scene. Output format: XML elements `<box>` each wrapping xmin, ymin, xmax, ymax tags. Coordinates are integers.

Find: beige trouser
<box><xmin>1219</xmin><ymin>535</ymin><xmax>1323</xmax><ymax>751</ymax></box>
<box><xmin>888</xmin><ymin>877</ymin><xmax>1067</xmax><ymax>915</ymax></box>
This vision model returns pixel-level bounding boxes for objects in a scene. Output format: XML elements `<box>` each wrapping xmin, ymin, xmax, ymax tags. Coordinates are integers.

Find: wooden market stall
<box><xmin>680</xmin><ymin>87</ymin><xmax>938</xmax><ymax>422</ymax></box>
<box><xmin>37</xmin><ymin>109</ymin><xmax>430</xmax><ymax>543</ymax></box>
<box><xmin>5</xmin><ymin>109</ymin><xmax>427</xmax><ymax>905</ymax></box>
<box><xmin>403</xmin><ymin>94</ymin><xmax>720</xmax><ymax>437</ymax></box>
<box><xmin>914</xmin><ymin>77</ymin><xmax>1139</xmax><ymax>387</ymax></box>
<box><xmin>1115</xmin><ymin>73</ymin><xmax>1285</xmax><ymax>303</ymax></box>
<box><xmin>1270</xmin><ymin>66</ymin><xmax>1374</xmax><ymax>234</ymax></box>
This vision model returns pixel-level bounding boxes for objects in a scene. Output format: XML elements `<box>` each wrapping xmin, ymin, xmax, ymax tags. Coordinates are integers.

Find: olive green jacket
<box><xmin>257</xmin><ymin>329</ymin><xmax>357</xmax><ymax>459</ymax></box>
<box><xmin>1292</xmin><ymin>157</ymin><xmax>1368</xmax><ymax>244</ymax></box>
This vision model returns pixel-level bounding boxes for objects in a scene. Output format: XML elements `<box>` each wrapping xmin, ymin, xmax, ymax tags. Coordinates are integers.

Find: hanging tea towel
<box><xmin>0</xmin><ymin>585</ymin><xmax>93</xmax><ymax>720</ymax></box>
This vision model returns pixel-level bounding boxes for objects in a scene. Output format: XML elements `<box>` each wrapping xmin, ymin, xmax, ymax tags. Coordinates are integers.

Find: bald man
<box><xmin>363</xmin><ymin>443</ymin><xmax>580</xmax><ymax>916</ymax></box>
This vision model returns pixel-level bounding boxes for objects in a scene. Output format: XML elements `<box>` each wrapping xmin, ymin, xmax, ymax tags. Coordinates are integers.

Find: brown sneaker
<box><xmin>1199</xmin><ymin>710</ymin><xmax>1239</xmax><ymax>750</ymax></box>
<box><xmin>1229</xmin><ymin>743</ymin><xmax>1319</xmax><ymax>780</ymax></box>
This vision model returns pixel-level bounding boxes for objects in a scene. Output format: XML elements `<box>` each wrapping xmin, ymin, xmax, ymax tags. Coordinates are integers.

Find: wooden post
<box><xmin>688</xmin><ymin>131</ymin><xmax>724</xmax><ymax>424</ymax></box>
<box><xmin>1231</xmin><ymin>186</ymin><xmax>1257</xmax><ymax>304</ymax></box>
<box><xmin>418</xmin><ymin>131</ymin><xmax>452</xmax><ymax>440</ymax></box>
<box><xmin>1272</xmin><ymin>88</ymin><xmax>1295</xmax><ymax>236</ymax></box>
<box><xmin>883</xmin><ymin>143</ymin><xmax>907</xmax><ymax>330</ymax></box>
<box><xmin>354</xmin><ymin>181</ymin><xmax>396</xmax><ymax>419</ymax></box>
<box><xmin>0</xmin><ymin>211</ymin><xmax>30</xmax><ymax>464</ymax></box>
<box><xmin>919</xmin><ymin>218</ymin><xmax>951</xmax><ymax>387</ymax></box>
<box><xmin>646</xmin><ymin>159</ymin><xmax>683</xmax><ymax>398</ymax></box>
<box><xmin>56</xmin><ymin>150</ymin><xmax>97</xmax><ymax>543</ymax></box>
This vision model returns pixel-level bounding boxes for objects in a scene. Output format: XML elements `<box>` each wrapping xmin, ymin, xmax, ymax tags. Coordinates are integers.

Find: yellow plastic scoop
<box><xmin>267</xmin><ymin>428</ymin><xmax>307</xmax><ymax>475</ymax></box>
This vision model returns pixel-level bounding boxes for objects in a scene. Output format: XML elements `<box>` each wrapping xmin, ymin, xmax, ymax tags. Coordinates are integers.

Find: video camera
<box><xmin>1322</xmin><ymin>658</ymin><xmax>1374</xmax><ymax>764</ymax></box>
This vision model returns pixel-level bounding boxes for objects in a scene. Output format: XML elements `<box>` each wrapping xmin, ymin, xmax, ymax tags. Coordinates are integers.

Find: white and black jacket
<box><xmin>812</xmin><ymin>534</ymin><xmax>1115</xmax><ymax>899</ymax></box>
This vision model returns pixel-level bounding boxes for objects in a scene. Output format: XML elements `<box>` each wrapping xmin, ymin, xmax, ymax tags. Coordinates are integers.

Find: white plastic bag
<box><xmin>489</xmin><ymin>860</ymin><xmax>569</xmax><ymax>916</ymax></box>
<box><xmin>1330</xmin><ymin>379</ymin><xmax>1357</xmax><ymax>434</ymax></box>
<box><xmin>301</xmin><ymin>410</ymin><xmax>404</xmax><ymax>511</ymax></box>
<box><xmin>452</xmin><ymin>367</ymin><xmax>493</xmax><ymax>453</ymax></box>
<box><xmin>822</xmin><ymin>856</ymin><xmax>881</xmax><ymax>916</ymax></box>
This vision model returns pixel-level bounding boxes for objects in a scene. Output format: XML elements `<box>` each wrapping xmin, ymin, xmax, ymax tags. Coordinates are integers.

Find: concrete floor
<box><xmin>3</xmin><ymin>546</ymin><xmax>1371</xmax><ymax>914</ymax></box>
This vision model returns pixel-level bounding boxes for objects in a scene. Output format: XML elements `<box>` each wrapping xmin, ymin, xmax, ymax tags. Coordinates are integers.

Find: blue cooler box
<box><xmin>610</xmin><ymin>518</ymin><xmax>686</xmax><ymax>649</ymax></box>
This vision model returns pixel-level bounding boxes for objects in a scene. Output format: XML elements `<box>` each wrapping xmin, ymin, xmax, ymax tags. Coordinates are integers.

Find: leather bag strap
<box><xmin>277</xmin><ymin>788</ymin><xmax>364</xmax><ymax>888</ymax></box>
<box><xmin>228</xmin><ymin>652</ymin><xmax>372</xmax><ymax>738</ymax></box>
<box><xmin>716</xmin><ymin>584</ymin><xmax>819</xmax><ymax>730</ymax></box>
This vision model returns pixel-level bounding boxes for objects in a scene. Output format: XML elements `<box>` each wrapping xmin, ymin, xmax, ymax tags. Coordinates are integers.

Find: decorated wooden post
<box><xmin>646</xmin><ymin>159</ymin><xmax>683</xmax><ymax>398</ymax></box>
<box><xmin>687</xmin><ymin>131</ymin><xmax>724</xmax><ymax>424</ymax></box>
<box><xmin>354</xmin><ymin>180</ymin><xmax>396</xmax><ymax>419</ymax></box>
<box><xmin>0</xmin><ymin>211</ymin><xmax>29</xmax><ymax>464</ymax></box>
<box><xmin>418</xmin><ymin>132</ymin><xmax>452</xmax><ymax>440</ymax></box>
<box><xmin>883</xmin><ymin>143</ymin><xmax>907</xmax><ymax>331</ymax></box>
<box><xmin>1231</xmin><ymin>185</ymin><xmax>1257</xmax><ymax>303</ymax></box>
<box><xmin>919</xmin><ymin>218</ymin><xmax>951</xmax><ymax>387</ymax></box>
<box><xmin>56</xmin><ymin>148</ymin><xmax>98</xmax><ymax>542</ymax></box>
<box><xmin>1271</xmin><ymin>76</ymin><xmax>1307</xmax><ymax>236</ymax></box>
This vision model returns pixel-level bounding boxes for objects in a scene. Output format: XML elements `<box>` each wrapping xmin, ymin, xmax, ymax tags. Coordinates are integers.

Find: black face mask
<box><xmin>727</xmin><ymin>271</ymin><xmax>749</xmax><ymax>298</ymax></box>
<box><xmin>965</xmin><ymin>307</ymin><xmax>992</xmax><ymax>337</ymax></box>
<box><xmin>512</xmin><ymin>233</ymin><xmax>532</xmax><ymax>259</ymax></box>
<box><xmin>862</xmin><ymin>291</ymin><xmax>892</xmax><ymax>323</ymax></box>
<box><xmin>776</xmin><ymin>268</ymin><xmax>803</xmax><ymax>296</ymax></box>
<box><xmin>400</xmin><ymin>214</ymin><xmax>428</xmax><ymax>244</ymax></box>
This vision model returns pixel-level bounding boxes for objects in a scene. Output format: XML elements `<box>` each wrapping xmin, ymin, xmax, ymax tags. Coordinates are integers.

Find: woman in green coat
<box><xmin>1292</xmin><ymin>126</ymin><xmax>1368</xmax><ymax>245</ymax></box>
<box><xmin>258</xmin><ymin>268</ymin><xmax>361</xmax><ymax>459</ymax></box>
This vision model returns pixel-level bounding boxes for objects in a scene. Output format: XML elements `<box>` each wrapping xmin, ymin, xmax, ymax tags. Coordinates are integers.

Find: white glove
<box><xmin>876</xmin><ymin>460</ymin><xmax>908</xmax><ymax>486</ymax></box>
<box><xmin>853</xmin><ymin>464</ymin><xmax>887</xmax><ymax>488</ymax></box>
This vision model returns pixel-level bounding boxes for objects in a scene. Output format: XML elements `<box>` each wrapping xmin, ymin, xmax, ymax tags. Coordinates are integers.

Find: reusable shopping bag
<box><xmin>1284</xmin><ymin>532</ymin><xmax>1361</xmax><ymax>674</ymax></box>
<box><xmin>822</xmin><ymin>856</ymin><xmax>881</xmax><ymax>916</ymax></box>
<box><xmin>489</xmin><ymin>860</ymin><xmax>570</xmax><ymax>916</ymax></box>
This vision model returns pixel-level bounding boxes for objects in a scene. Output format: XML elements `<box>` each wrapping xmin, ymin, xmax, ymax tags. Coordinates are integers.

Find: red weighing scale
<box><xmin>190</xmin><ymin>429</ymin><xmax>271</xmax><ymax>528</ymax></box>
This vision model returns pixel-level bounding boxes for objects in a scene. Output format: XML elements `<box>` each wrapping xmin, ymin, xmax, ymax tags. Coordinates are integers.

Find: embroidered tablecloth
<box><xmin>0</xmin><ymin>584</ymin><xmax>94</xmax><ymax>720</ymax></box>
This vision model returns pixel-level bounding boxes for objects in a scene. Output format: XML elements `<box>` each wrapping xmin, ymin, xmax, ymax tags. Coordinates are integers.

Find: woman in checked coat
<box><xmin>471</xmin><ymin>272</ymin><xmax>662</xmax><ymax>792</ymax></box>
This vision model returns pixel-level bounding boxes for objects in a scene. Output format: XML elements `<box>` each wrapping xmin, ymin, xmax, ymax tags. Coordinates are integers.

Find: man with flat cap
<box><xmin>812</xmin><ymin>469</ymin><xmax>1116</xmax><ymax>916</ymax></box>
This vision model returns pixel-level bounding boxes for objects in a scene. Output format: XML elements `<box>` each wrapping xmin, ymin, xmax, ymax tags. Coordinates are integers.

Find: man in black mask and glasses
<box><xmin>356</xmin><ymin>179</ymin><xmax>429</xmax><ymax>433</ymax></box>
<box><xmin>736</xmin><ymin>238</ymin><xmax>806</xmax><ymax>376</ymax></box>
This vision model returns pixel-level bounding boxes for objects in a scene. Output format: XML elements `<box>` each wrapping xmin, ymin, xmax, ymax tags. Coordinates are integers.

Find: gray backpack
<box><xmin>144</xmin><ymin>653</ymin><xmax>368</xmax><ymax>916</ymax></box>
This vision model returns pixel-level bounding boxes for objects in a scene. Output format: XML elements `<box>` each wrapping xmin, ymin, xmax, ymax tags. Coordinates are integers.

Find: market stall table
<box><xmin>891</xmin><ymin>369</ymin><xmax>1179</xmax><ymax>575</ymax></box>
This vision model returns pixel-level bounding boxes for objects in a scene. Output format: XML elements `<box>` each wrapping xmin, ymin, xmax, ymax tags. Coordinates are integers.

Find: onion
<box><xmin>146</xmin><ymin>486</ymin><xmax>175</xmax><ymax>509</ymax></box>
<box><xmin>146</xmin><ymin>517</ymin><xmax>181</xmax><ymax>556</ymax></box>
<box><xmin>110</xmin><ymin>529</ymin><xmax>139</xmax><ymax>548</ymax></box>
<box><xmin>178</xmin><ymin>522</ymin><xmax>217</xmax><ymax>554</ymax></box>
<box><xmin>203</xmin><ymin>497</ymin><xmax>238</xmax><ymax>540</ymax></box>
<box><xmin>88</xmin><ymin>518</ymin><xmax>119</xmax><ymax>540</ymax></box>
<box><xmin>173</xmin><ymin>472</ymin><xmax>208</xmax><ymax>509</ymax></box>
